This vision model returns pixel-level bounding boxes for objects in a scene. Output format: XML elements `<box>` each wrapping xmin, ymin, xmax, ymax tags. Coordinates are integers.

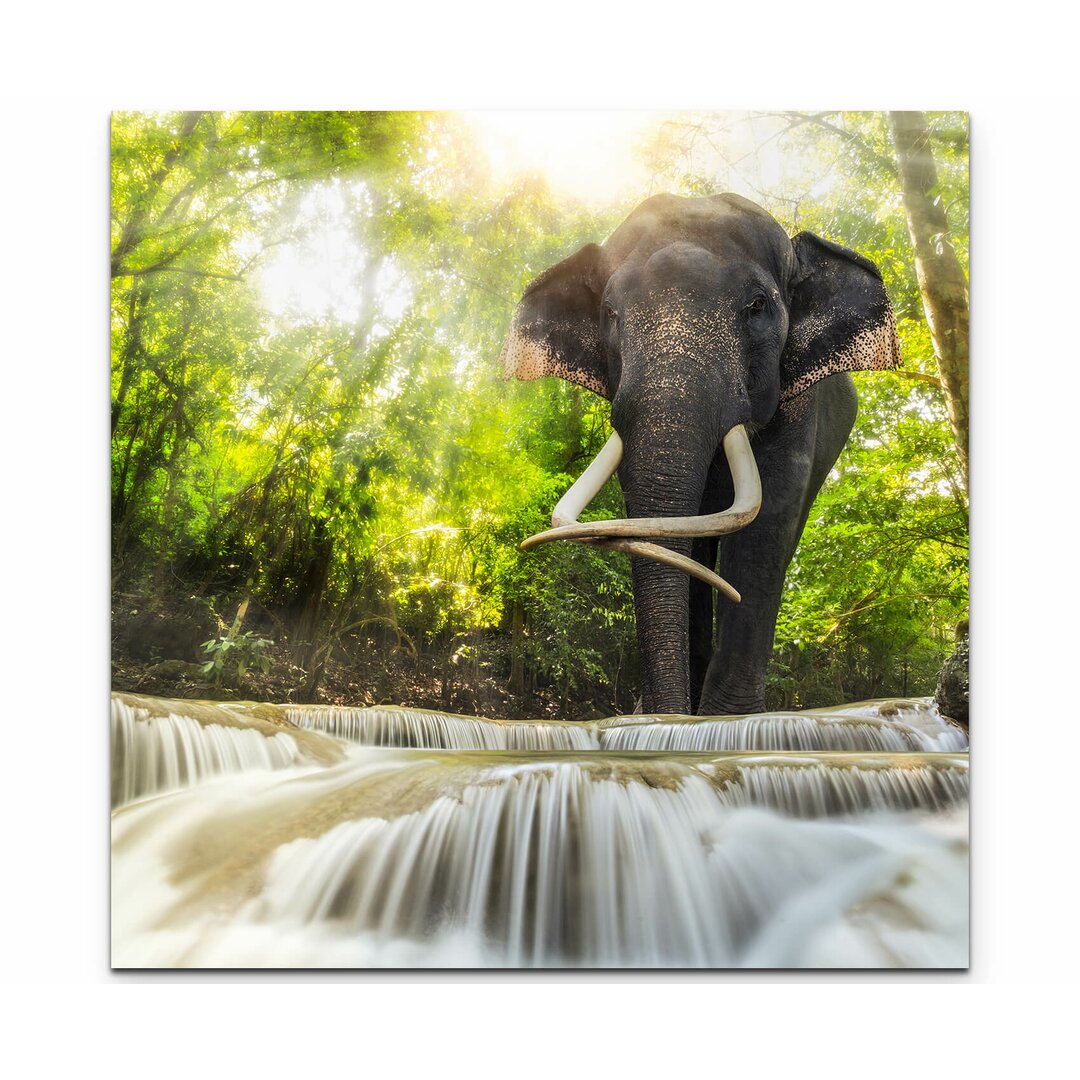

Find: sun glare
<box><xmin>258</xmin><ymin>185</ymin><xmax>360</xmax><ymax>321</ymax></box>
<box><xmin>255</xmin><ymin>182</ymin><xmax>412</xmax><ymax>329</ymax></box>
<box><xmin>250</xmin><ymin>112</ymin><xmax>823</xmax><ymax>332</ymax></box>
<box><xmin>462</xmin><ymin>110</ymin><xmax>663</xmax><ymax>204</ymax></box>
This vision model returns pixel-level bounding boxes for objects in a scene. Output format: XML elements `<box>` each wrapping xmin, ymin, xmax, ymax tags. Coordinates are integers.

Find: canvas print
<box><xmin>110</xmin><ymin>110</ymin><xmax>969</xmax><ymax>968</ymax></box>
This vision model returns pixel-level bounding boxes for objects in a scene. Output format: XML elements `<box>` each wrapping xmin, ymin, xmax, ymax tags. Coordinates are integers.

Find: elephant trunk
<box><xmin>521</xmin><ymin>426</ymin><xmax>760</xmax><ymax>601</ymax></box>
<box><xmin>517</xmin><ymin>324</ymin><xmax>761</xmax><ymax>711</ymax></box>
<box><xmin>616</xmin><ymin>411</ymin><xmax>719</xmax><ymax>715</ymax></box>
<box><xmin>632</xmin><ymin>545</ymin><xmax>695</xmax><ymax>713</ymax></box>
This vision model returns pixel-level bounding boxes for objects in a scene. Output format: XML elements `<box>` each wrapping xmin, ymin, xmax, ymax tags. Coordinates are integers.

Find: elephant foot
<box><xmin>697</xmin><ymin>686</ymin><xmax>766</xmax><ymax>717</ymax></box>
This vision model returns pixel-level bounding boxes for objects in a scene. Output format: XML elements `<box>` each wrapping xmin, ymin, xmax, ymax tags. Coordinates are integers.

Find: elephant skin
<box><xmin>502</xmin><ymin>194</ymin><xmax>900</xmax><ymax>715</ymax></box>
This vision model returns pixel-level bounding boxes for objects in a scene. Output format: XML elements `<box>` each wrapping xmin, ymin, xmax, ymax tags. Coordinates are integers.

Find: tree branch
<box><xmin>773</xmin><ymin>111</ymin><xmax>899</xmax><ymax>178</ymax></box>
<box><xmin>111</xmin><ymin>111</ymin><xmax>205</xmax><ymax>274</ymax></box>
<box><xmin>116</xmin><ymin>265</ymin><xmax>244</xmax><ymax>282</ymax></box>
<box><xmin>891</xmin><ymin>369</ymin><xmax>942</xmax><ymax>388</ymax></box>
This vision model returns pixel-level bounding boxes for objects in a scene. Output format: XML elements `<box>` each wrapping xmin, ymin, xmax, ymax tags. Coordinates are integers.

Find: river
<box><xmin>111</xmin><ymin>692</ymin><xmax>968</xmax><ymax>968</ymax></box>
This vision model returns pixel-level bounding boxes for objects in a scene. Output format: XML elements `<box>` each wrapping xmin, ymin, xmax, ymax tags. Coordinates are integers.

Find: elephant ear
<box><xmin>500</xmin><ymin>243</ymin><xmax>611</xmax><ymax>399</ymax></box>
<box><xmin>781</xmin><ymin>233</ymin><xmax>901</xmax><ymax>403</ymax></box>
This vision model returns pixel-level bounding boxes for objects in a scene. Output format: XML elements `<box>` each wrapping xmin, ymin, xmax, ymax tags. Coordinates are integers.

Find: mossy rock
<box><xmin>934</xmin><ymin>634</ymin><xmax>969</xmax><ymax>729</ymax></box>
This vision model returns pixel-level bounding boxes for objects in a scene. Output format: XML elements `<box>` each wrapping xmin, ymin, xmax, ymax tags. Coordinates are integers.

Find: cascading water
<box><xmin>111</xmin><ymin>694</ymin><xmax>344</xmax><ymax>808</ymax></box>
<box><xmin>595</xmin><ymin>706</ymin><xmax>968</xmax><ymax>753</ymax></box>
<box><xmin>111</xmin><ymin>693</ymin><xmax>969</xmax><ymax>968</ymax></box>
<box><xmin>286</xmin><ymin>704</ymin><xmax>597</xmax><ymax>750</ymax></box>
<box><xmin>285</xmin><ymin>697</ymin><xmax>967</xmax><ymax>754</ymax></box>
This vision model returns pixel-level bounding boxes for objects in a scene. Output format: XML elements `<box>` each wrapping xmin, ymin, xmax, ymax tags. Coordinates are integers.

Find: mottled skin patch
<box><xmin>500</xmin><ymin>194</ymin><xmax>901</xmax><ymax>715</ymax></box>
<box><xmin>781</xmin><ymin>232</ymin><xmax>900</xmax><ymax>401</ymax></box>
<box><xmin>500</xmin><ymin>241</ymin><xmax>610</xmax><ymax>397</ymax></box>
<box><xmin>500</xmin><ymin>325</ymin><xmax>608</xmax><ymax>396</ymax></box>
<box><xmin>782</xmin><ymin>308</ymin><xmax>901</xmax><ymax>402</ymax></box>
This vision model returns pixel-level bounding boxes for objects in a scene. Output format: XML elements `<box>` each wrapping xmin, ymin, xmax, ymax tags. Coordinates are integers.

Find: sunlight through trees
<box><xmin>111</xmin><ymin>110</ymin><xmax>968</xmax><ymax>713</ymax></box>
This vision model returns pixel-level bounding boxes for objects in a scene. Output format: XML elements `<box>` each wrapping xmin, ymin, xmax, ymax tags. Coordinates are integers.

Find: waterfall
<box><xmin>111</xmin><ymin>694</ymin><xmax>968</xmax><ymax>968</ymax></box>
<box><xmin>244</xmin><ymin>764</ymin><xmax>967</xmax><ymax>968</ymax></box>
<box><xmin>286</xmin><ymin>704</ymin><xmax>597</xmax><ymax>750</ymax></box>
<box><xmin>285</xmin><ymin>698</ymin><xmax>966</xmax><ymax>754</ymax></box>
<box><xmin>597</xmin><ymin>699</ymin><xmax>967</xmax><ymax>752</ymax></box>
<box><xmin>111</xmin><ymin>694</ymin><xmax>343</xmax><ymax>807</ymax></box>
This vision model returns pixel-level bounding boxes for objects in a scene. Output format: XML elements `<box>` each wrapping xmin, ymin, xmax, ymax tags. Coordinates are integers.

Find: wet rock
<box><xmin>115</xmin><ymin>606</ymin><xmax>213</xmax><ymax>661</ymax></box>
<box><xmin>146</xmin><ymin>659</ymin><xmax>206</xmax><ymax>680</ymax></box>
<box><xmin>934</xmin><ymin>622</ymin><xmax>969</xmax><ymax>728</ymax></box>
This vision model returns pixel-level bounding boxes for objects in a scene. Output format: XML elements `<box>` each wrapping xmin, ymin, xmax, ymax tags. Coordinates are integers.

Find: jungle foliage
<box><xmin>111</xmin><ymin>110</ymin><xmax>968</xmax><ymax>714</ymax></box>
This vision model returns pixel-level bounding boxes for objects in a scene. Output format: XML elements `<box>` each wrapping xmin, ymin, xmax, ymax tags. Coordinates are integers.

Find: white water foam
<box><xmin>111</xmin><ymin>731</ymin><xmax>968</xmax><ymax>969</ymax></box>
<box><xmin>285</xmin><ymin>697</ymin><xmax>967</xmax><ymax>754</ymax></box>
<box><xmin>597</xmin><ymin>700</ymin><xmax>967</xmax><ymax>753</ymax></box>
<box><xmin>286</xmin><ymin>704</ymin><xmax>597</xmax><ymax>751</ymax></box>
<box><xmin>111</xmin><ymin>697</ymin><xmax>306</xmax><ymax>808</ymax></box>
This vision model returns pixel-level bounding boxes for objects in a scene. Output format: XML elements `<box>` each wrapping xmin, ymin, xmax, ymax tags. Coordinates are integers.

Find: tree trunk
<box><xmin>887</xmin><ymin>111</ymin><xmax>970</xmax><ymax>484</ymax></box>
<box><xmin>112</xmin><ymin>282</ymin><xmax>145</xmax><ymax>434</ymax></box>
<box><xmin>294</xmin><ymin>516</ymin><xmax>335</xmax><ymax>674</ymax></box>
<box><xmin>509</xmin><ymin>602</ymin><xmax>525</xmax><ymax>694</ymax></box>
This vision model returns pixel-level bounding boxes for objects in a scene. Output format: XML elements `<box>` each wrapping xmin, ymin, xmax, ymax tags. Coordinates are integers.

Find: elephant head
<box><xmin>501</xmin><ymin>193</ymin><xmax>900</xmax><ymax>714</ymax></box>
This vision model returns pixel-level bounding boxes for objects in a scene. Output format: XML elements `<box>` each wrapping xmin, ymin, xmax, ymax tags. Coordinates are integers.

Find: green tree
<box><xmin>112</xmin><ymin>110</ymin><xmax>967</xmax><ymax>713</ymax></box>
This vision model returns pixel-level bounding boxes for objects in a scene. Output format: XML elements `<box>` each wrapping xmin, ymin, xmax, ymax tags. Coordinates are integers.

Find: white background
<box><xmin>1</xmin><ymin>1</ymin><xmax>1074</xmax><ymax>1071</ymax></box>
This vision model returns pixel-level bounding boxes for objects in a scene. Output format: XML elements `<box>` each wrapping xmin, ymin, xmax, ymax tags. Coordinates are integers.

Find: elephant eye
<box><xmin>745</xmin><ymin>295</ymin><xmax>767</xmax><ymax>317</ymax></box>
<box><xmin>603</xmin><ymin>303</ymin><xmax>619</xmax><ymax>330</ymax></box>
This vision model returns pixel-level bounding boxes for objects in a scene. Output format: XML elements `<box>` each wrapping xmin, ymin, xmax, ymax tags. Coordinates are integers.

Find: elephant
<box><xmin>500</xmin><ymin>193</ymin><xmax>901</xmax><ymax>716</ymax></box>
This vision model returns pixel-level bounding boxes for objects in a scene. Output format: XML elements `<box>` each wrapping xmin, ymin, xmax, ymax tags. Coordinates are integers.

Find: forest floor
<box><xmin>110</xmin><ymin>593</ymin><xmax>624</xmax><ymax>721</ymax></box>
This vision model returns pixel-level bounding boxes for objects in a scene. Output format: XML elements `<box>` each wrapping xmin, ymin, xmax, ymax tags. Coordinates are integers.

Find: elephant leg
<box><xmin>698</xmin><ymin>376</ymin><xmax>857</xmax><ymax>715</ymax></box>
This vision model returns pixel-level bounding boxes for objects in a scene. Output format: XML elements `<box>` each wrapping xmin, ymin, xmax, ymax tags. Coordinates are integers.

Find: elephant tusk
<box><xmin>584</xmin><ymin>537</ymin><xmax>742</xmax><ymax>602</ymax></box>
<box><xmin>519</xmin><ymin>427</ymin><xmax>751</xmax><ymax>600</ymax></box>
<box><xmin>550</xmin><ymin>431</ymin><xmax>624</xmax><ymax>527</ymax></box>
<box><xmin>521</xmin><ymin>425</ymin><xmax>762</xmax><ymax>546</ymax></box>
